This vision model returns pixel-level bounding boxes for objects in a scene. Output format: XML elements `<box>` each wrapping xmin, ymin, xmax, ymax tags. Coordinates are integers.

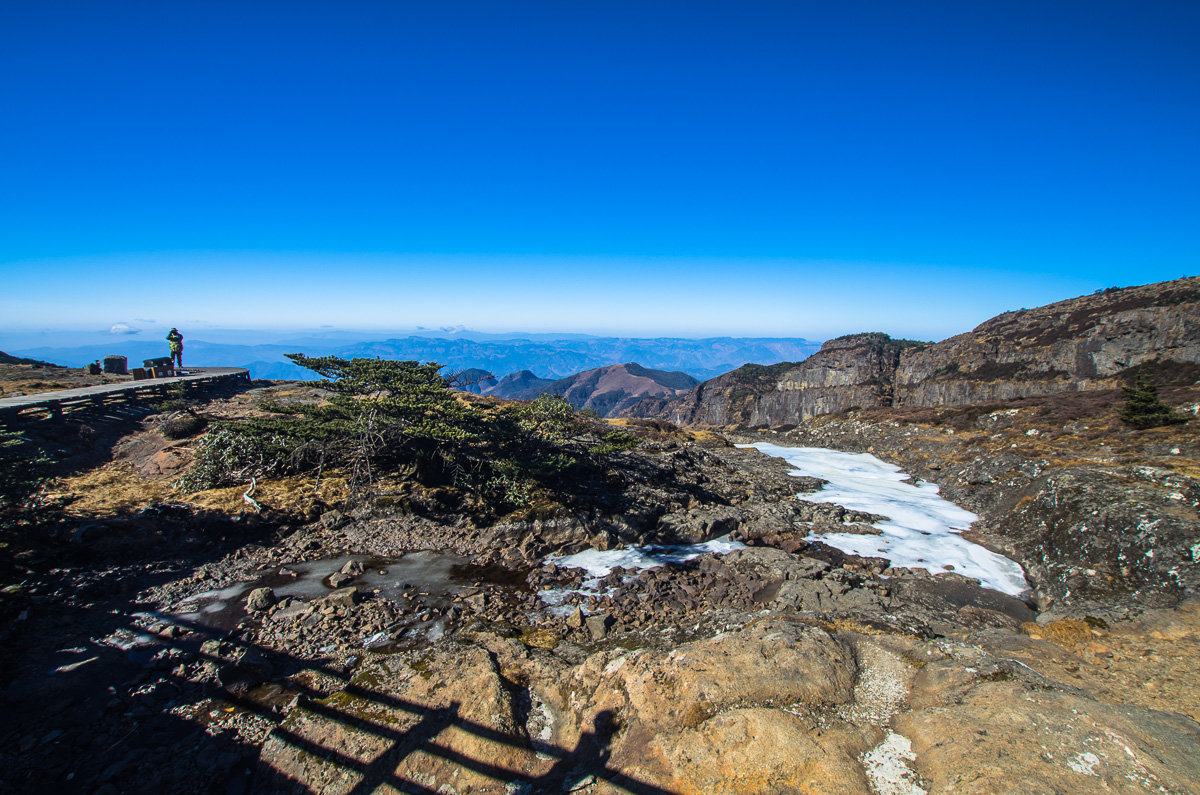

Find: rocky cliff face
<box><xmin>895</xmin><ymin>276</ymin><xmax>1200</xmax><ymax>407</ymax></box>
<box><xmin>630</xmin><ymin>276</ymin><xmax>1200</xmax><ymax>427</ymax></box>
<box><xmin>626</xmin><ymin>333</ymin><xmax>925</xmax><ymax>427</ymax></box>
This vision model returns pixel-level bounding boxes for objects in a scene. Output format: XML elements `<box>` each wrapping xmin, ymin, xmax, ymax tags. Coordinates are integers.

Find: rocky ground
<box><xmin>2</xmin><ymin>385</ymin><xmax>1199</xmax><ymax>793</ymax></box>
<box><xmin>758</xmin><ymin>385</ymin><xmax>1200</xmax><ymax>619</ymax></box>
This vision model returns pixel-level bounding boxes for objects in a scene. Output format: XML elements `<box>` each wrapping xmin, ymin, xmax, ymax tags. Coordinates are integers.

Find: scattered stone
<box><xmin>319</xmin><ymin>587</ymin><xmax>359</xmax><ymax>609</ymax></box>
<box><xmin>585</xmin><ymin>613</ymin><xmax>611</xmax><ymax>640</ymax></box>
<box><xmin>566</xmin><ymin>606</ymin><xmax>584</xmax><ymax>629</ymax></box>
<box><xmin>269</xmin><ymin>601</ymin><xmax>313</xmax><ymax>624</ymax></box>
<box><xmin>246</xmin><ymin>587</ymin><xmax>275</xmax><ymax>612</ymax></box>
<box><xmin>319</xmin><ymin>510</ymin><xmax>346</xmax><ymax>530</ymax></box>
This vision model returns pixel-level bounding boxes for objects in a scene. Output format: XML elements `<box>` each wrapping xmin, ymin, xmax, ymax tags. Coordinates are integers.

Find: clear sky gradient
<box><xmin>2</xmin><ymin>1</ymin><xmax>1197</xmax><ymax>339</ymax></box>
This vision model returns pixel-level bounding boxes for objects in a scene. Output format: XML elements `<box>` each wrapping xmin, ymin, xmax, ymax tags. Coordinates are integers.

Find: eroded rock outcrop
<box><xmin>628</xmin><ymin>333</ymin><xmax>924</xmax><ymax>427</ymax></box>
<box><xmin>629</xmin><ymin>276</ymin><xmax>1200</xmax><ymax>428</ymax></box>
<box><xmin>895</xmin><ymin>276</ymin><xmax>1200</xmax><ymax>406</ymax></box>
<box><xmin>259</xmin><ymin>617</ymin><xmax>1200</xmax><ymax>794</ymax></box>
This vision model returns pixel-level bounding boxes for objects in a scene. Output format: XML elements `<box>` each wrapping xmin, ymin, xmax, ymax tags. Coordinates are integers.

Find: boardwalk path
<box><xmin>0</xmin><ymin>367</ymin><xmax>251</xmax><ymax>426</ymax></box>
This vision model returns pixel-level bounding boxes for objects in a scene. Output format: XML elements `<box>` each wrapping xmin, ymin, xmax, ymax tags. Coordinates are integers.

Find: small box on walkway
<box><xmin>143</xmin><ymin>357</ymin><xmax>174</xmax><ymax>378</ymax></box>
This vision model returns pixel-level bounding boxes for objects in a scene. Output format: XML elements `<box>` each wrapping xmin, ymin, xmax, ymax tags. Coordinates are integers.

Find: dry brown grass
<box><xmin>51</xmin><ymin>462</ymin><xmax>348</xmax><ymax>519</ymax></box>
<box><xmin>1020</xmin><ymin>619</ymin><xmax>1093</xmax><ymax>647</ymax></box>
<box><xmin>605</xmin><ymin>417</ymin><xmax>728</xmax><ymax>445</ymax></box>
<box><xmin>1166</xmin><ymin>461</ymin><xmax>1200</xmax><ymax>479</ymax></box>
<box><xmin>185</xmin><ymin>475</ymin><xmax>349</xmax><ymax>516</ymax></box>
<box><xmin>48</xmin><ymin>465</ymin><xmax>176</xmax><ymax>515</ymax></box>
<box><xmin>0</xmin><ymin>362</ymin><xmax>118</xmax><ymax>397</ymax></box>
<box><xmin>518</xmin><ymin>627</ymin><xmax>560</xmax><ymax>650</ymax></box>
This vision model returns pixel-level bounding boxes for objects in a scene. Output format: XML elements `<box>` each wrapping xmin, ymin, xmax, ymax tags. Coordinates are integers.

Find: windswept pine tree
<box><xmin>1118</xmin><ymin>377</ymin><xmax>1189</xmax><ymax>430</ymax></box>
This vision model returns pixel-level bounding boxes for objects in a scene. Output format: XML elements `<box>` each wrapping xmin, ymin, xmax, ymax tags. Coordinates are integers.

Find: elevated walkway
<box><xmin>0</xmin><ymin>367</ymin><xmax>251</xmax><ymax>426</ymax></box>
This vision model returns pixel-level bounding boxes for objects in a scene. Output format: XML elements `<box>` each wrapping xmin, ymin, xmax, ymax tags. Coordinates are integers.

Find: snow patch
<box><xmin>746</xmin><ymin>443</ymin><xmax>1029</xmax><ymax>595</ymax></box>
<box><xmin>540</xmin><ymin>534</ymin><xmax>745</xmax><ymax>609</ymax></box>
<box><xmin>861</xmin><ymin>732</ymin><xmax>927</xmax><ymax>795</ymax></box>
<box><xmin>1068</xmin><ymin>751</ymin><xmax>1101</xmax><ymax>776</ymax></box>
<box><xmin>549</xmin><ymin>535</ymin><xmax>745</xmax><ymax>579</ymax></box>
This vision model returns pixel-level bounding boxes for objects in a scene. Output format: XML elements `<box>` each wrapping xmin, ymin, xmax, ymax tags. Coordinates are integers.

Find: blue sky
<box><xmin>1</xmin><ymin>1</ymin><xmax>1196</xmax><ymax>340</ymax></box>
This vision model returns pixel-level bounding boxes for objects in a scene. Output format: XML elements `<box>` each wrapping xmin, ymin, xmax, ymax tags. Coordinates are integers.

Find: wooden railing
<box><xmin>0</xmin><ymin>367</ymin><xmax>252</xmax><ymax>426</ymax></box>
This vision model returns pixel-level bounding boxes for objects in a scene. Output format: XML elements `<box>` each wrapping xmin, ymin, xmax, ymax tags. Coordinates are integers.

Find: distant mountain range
<box><xmin>459</xmin><ymin>362</ymin><xmax>699</xmax><ymax>417</ymax></box>
<box><xmin>6</xmin><ymin>333</ymin><xmax>821</xmax><ymax>383</ymax></box>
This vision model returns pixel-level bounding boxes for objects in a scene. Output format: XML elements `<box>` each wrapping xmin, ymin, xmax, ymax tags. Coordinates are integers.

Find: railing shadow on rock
<box><xmin>138</xmin><ymin>612</ymin><xmax>678</xmax><ymax>795</ymax></box>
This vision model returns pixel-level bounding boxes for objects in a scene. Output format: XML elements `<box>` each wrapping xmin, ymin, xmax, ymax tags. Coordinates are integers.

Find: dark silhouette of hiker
<box><xmin>534</xmin><ymin>710</ymin><xmax>617</xmax><ymax>793</ymax></box>
<box><xmin>167</xmin><ymin>328</ymin><xmax>184</xmax><ymax>369</ymax></box>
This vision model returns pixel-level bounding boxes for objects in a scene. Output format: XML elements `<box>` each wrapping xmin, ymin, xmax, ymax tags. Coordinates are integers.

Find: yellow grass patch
<box><xmin>52</xmin><ymin>462</ymin><xmax>347</xmax><ymax>519</ymax></box>
<box><xmin>604</xmin><ymin>417</ymin><xmax>728</xmax><ymax>445</ymax></box>
<box><xmin>1020</xmin><ymin>619</ymin><xmax>1092</xmax><ymax>647</ymax></box>
<box><xmin>49</xmin><ymin>464</ymin><xmax>176</xmax><ymax>516</ymax></box>
<box><xmin>184</xmin><ymin>475</ymin><xmax>349</xmax><ymax>517</ymax></box>
<box><xmin>518</xmin><ymin>627</ymin><xmax>561</xmax><ymax>649</ymax></box>
<box><xmin>1165</xmin><ymin>460</ymin><xmax>1200</xmax><ymax>479</ymax></box>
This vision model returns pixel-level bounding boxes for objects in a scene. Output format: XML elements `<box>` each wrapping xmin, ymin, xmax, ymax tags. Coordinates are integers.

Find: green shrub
<box><xmin>501</xmin><ymin>393</ymin><xmax>577</xmax><ymax>442</ymax></box>
<box><xmin>160</xmin><ymin>411</ymin><xmax>207</xmax><ymax>439</ymax></box>
<box><xmin>173</xmin><ymin>353</ymin><xmax>644</xmax><ymax>512</ymax></box>
<box><xmin>150</xmin><ymin>382</ymin><xmax>192</xmax><ymax>412</ymax></box>
<box><xmin>486</xmin><ymin>458</ymin><xmax>533</xmax><ymax>508</ymax></box>
<box><xmin>593</xmin><ymin>429</ymin><xmax>640</xmax><ymax>454</ymax></box>
<box><xmin>176</xmin><ymin>425</ymin><xmax>293</xmax><ymax>491</ymax></box>
<box><xmin>1119</xmin><ymin>378</ymin><xmax>1189</xmax><ymax>430</ymax></box>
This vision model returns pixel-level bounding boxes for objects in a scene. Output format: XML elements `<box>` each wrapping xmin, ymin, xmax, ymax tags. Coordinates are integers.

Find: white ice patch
<box><xmin>540</xmin><ymin>535</ymin><xmax>745</xmax><ymax>610</ymax></box>
<box><xmin>746</xmin><ymin>443</ymin><xmax>1029</xmax><ymax>596</ymax></box>
<box><xmin>861</xmin><ymin>731</ymin><xmax>927</xmax><ymax>795</ymax></box>
<box><xmin>551</xmin><ymin>535</ymin><xmax>745</xmax><ymax>579</ymax></box>
<box><xmin>362</xmin><ymin>631</ymin><xmax>392</xmax><ymax>649</ymax></box>
<box><xmin>1067</xmin><ymin>751</ymin><xmax>1102</xmax><ymax>776</ymax></box>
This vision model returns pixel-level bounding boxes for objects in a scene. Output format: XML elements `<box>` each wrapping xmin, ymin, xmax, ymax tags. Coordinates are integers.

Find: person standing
<box><xmin>166</xmin><ymin>328</ymin><xmax>184</xmax><ymax>369</ymax></box>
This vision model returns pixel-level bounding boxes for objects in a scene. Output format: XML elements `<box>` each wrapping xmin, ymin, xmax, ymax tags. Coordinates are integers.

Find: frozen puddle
<box><xmin>172</xmin><ymin>551</ymin><xmax>470</xmax><ymax>630</ymax></box>
<box><xmin>747</xmin><ymin>443</ymin><xmax>1029</xmax><ymax>596</ymax></box>
<box><xmin>541</xmin><ymin>535</ymin><xmax>745</xmax><ymax>612</ymax></box>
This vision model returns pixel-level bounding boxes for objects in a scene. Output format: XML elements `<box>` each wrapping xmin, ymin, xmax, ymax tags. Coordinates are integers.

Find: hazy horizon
<box><xmin>0</xmin><ymin>325</ymin><xmax>827</xmax><ymax>382</ymax></box>
<box><xmin>0</xmin><ymin>324</ymin><xmax>823</xmax><ymax>350</ymax></box>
